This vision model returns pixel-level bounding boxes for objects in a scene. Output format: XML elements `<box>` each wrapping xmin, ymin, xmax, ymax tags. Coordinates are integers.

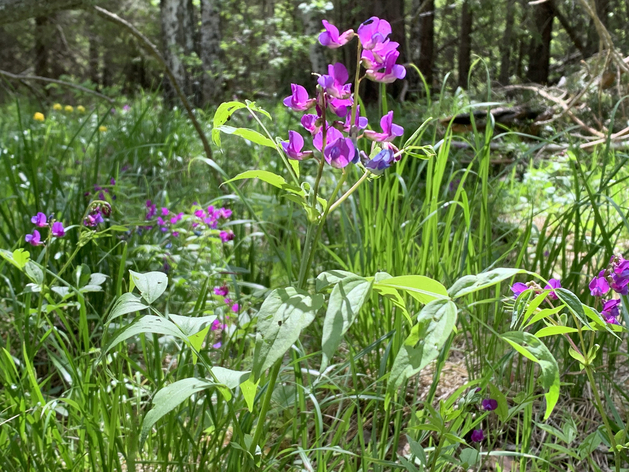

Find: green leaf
<box><xmin>104</xmin><ymin>315</ymin><xmax>184</xmax><ymax>354</ymax></box>
<box><xmin>212</xmin><ymin>101</ymin><xmax>247</xmax><ymax>146</ymax></box>
<box><xmin>240</xmin><ymin>377</ymin><xmax>258</xmax><ymax>412</ymax></box>
<box><xmin>210</xmin><ymin>366</ymin><xmax>250</xmax><ymax>389</ymax></box>
<box><xmin>252</xmin><ymin>288</ymin><xmax>324</xmax><ymax>381</ymax></box>
<box><xmin>0</xmin><ymin>248</ymin><xmax>30</xmax><ymax>270</ymax></box>
<box><xmin>375</xmin><ymin>275</ymin><xmax>449</xmax><ymax>304</ymax></box>
<box><xmin>523</xmin><ymin>305</ymin><xmax>564</xmax><ymax>329</ymax></box>
<box><xmin>224</xmin><ymin>170</ymin><xmax>303</xmax><ymax>194</ymax></box>
<box><xmin>216</xmin><ymin>125</ymin><xmax>276</xmax><ymax>148</ymax></box>
<box><xmin>168</xmin><ymin>313</ymin><xmax>217</xmax><ymax>337</ymax></box>
<box><xmin>321</xmin><ymin>276</ymin><xmax>373</xmax><ymax>369</ymax></box>
<box><xmin>188</xmin><ymin>326</ymin><xmax>210</xmax><ymax>365</ymax></box>
<box><xmin>448</xmin><ymin>268</ymin><xmax>524</xmax><ymax>299</ymax></box>
<box><xmin>459</xmin><ymin>448</ymin><xmax>479</xmax><ymax>467</ymax></box>
<box><xmin>535</xmin><ymin>326</ymin><xmax>578</xmax><ymax>338</ymax></box>
<box><xmin>488</xmin><ymin>383</ymin><xmax>509</xmax><ymax>422</ymax></box>
<box><xmin>502</xmin><ymin>331</ymin><xmax>560</xmax><ymax>420</ymax></box>
<box><xmin>129</xmin><ymin>270</ymin><xmax>168</xmax><ymax>304</ymax></box>
<box><xmin>141</xmin><ymin>378</ymin><xmax>215</xmax><ymax>443</ymax></box>
<box><xmin>316</xmin><ymin>270</ymin><xmax>358</xmax><ymax>292</ymax></box>
<box><xmin>386</xmin><ymin>300</ymin><xmax>458</xmax><ymax>406</ymax></box>
<box><xmin>554</xmin><ymin>288</ymin><xmax>592</xmax><ymax>329</ymax></box>
<box><xmin>106</xmin><ymin>292</ymin><xmax>149</xmax><ymax>324</ymax></box>
<box><xmin>24</xmin><ymin>261</ymin><xmax>43</xmax><ymax>285</ymax></box>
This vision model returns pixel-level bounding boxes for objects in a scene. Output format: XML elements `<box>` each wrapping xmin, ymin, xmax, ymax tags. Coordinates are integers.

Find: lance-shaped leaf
<box><xmin>448</xmin><ymin>268</ymin><xmax>524</xmax><ymax>299</ymax></box>
<box><xmin>224</xmin><ymin>170</ymin><xmax>303</xmax><ymax>195</ymax></box>
<box><xmin>386</xmin><ymin>299</ymin><xmax>458</xmax><ymax>407</ymax></box>
<box><xmin>103</xmin><ymin>315</ymin><xmax>185</xmax><ymax>355</ymax></box>
<box><xmin>252</xmin><ymin>288</ymin><xmax>324</xmax><ymax>381</ymax></box>
<box><xmin>141</xmin><ymin>368</ymin><xmax>249</xmax><ymax>443</ymax></box>
<box><xmin>375</xmin><ymin>275</ymin><xmax>449</xmax><ymax>304</ymax></box>
<box><xmin>502</xmin><ymin>331</ymin><xmax>560</xmax><ymax>420</ymax></box>
<box><xmin>216</xmin><ymin>125</ymin><xmax>276</xmax><ymax>148</ymax></box>
<box><xmin>321</xmin><ymin>276</ymin><xmax>373</xmax><ymax>369</ymax></box>
<box><xmin>316</xmin><ymin>270</ymin><xmax>358</xmax><ymax>292</ymax></box>
<box><xmin>106</xmin><ymin>292</ymin><xmax>149</xmax><ymax>324</ymax></box>
<box><xmin>129</xmin><ymin>270</ymin><xmax>168</xmax><ymax>304</ymax></box>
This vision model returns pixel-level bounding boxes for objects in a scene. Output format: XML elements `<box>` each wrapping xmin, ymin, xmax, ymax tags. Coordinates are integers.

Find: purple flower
<box><xmin>161</xmin><ymin>207</ymin><xmax>169</xmax><ymax>216</ymax></box>
<box><xmin>219</xmin><ymin>208</ymin><xmax>232</xmax><ymax>219</ymax></box>
<box><xmin>317</xmin><ymin>63</ymin><xmax>352</xmax><ymax>99</ymax></box>
<box><xmin>301</xmin><ymin>114</ymin><xmax>320</xmax><ymax>134</ymax></box>
<box><xmin>25</xmin><ymin>230</ymin><xmax>42</xmax><ymax>246</ymax></box>
<box><xmin>157</xmin><ymin>217</ymin><xmax>166</xmax><ymax>226</ymax></box>
<box><xmin>328</xmin><ymin>98</ymin><xmax>354</xmax><ymax>117</ymax></box>
<box><xmin>313</xmin><ymin>125</ymin><xmax>343</xmax><ymax>151</ymax></box>
<box><xmin>610</xmin><ymin>273</ymin><xmax>629</xmax><ymax>296</ymax></box>
<box><xmin>212</xmin><ymin>341</ymin><xmax>222</xmax><ymax>349</ymax></box>
<box><xmin>324</xmin><ymin>136</ymin><xmax>356</xmax><ymax>169</ymax></box>
<box><xmin>281</xmin><ymin>131</ymin><xmax>313</xmax><ymax>161</ymax></box>
<box><xmin>544</xmin><ymin>278</ymin><xmax>561</xmax><ymax>300</ymax></box>
<box><xmin>470</xmin><ymin>429</ymin><xmax>485</xmax><ymax>442</ymax></box>
<box><xmin>51</xmin><ymin>222</ymin><xmax>65</xmax><ymax>238</ymax></box>
<box><xmin>146</xmin><ymin>200</ymin><xmax>157</xmax><ymax>220</ymax></box>
<box><xmin>364</xmin><ymin>111</ymin><xmax>404</xmax><ymax>142</ymax></box>
<box><xmin>318</xmin><ymin>20</ymin><xmax>354</xmax><ymax>49</ymax></box>
<box><xmin>283</xmin><ymin>84</ymin><xmax>316</xmax><ymax>111</ymax></box>
<box><xmin>365</xmin><ymin>49</ymin><xmax>406</xmax><ymax>83</ymax></box>
<box><xmin>482</xmin><ymin>399</ymin><xmax>498</xmax><ymax>411</ymax></box>
<box><xmin>31</xmin><ymin>212</ymin><xmax>47</xmax><ymax>227</ymax></box>
<box><xmin>365</xmin><ymin>148</ymin><xmax>395</xmax><ymax>175</ymax></box>
<box><xmin>211</xmin><ymin>319</ymin><xmax>226</xmax><ymax>331</ymax></box>
<box><xmin>231</xmin><ymin>303</ymin><xmax>239</xmax><ymax>313</ymax></box>
<box><xmin>343</xmin><ymin>106</ymin><xmax>369</xmax><ymax>133</ymax></box>
<box><xmin>214</xmin><ymin>285</ymin><xmax>229</xmax><ymax>297</ymax></box>
<box><xmin>357</xmin><ymin>17</ymin><xmax>391</xmax><ymax>50</ymax></box>
<box><xmin>110</xmin><ymin>178</ymin><xmax>116</xmax><ymax>186</ymax></box>
<box><xmin>361</xmin><ymin>40</ymin><xmax>400</xmax><ymax>70</ymax></box>
<box><xmin>511</xmin><ymin>282</ymin><xmax>528</xmax><ymax>299</ymax></box>
<box><xmin>84</xmin><ymin>211</ymin><xmax>104</xmax><ymax>227</ymax></box>
<box><xmin>122</xmin><ymin>104</ymin><xmax>130</xmax><ymax>112</ymax></box>
<box><xmin>194</xmin><ymin>209</ymin><xmax>205</xmax><ymax>219</ymax></box>
<box><xmin>590</xmin><ymin>270</ymin><xmax>610</xmax><ymax>297</ymax></box>
<box><xmin>220</xmin><ymin>230</ymin><xmax>234</xmax><ymax>242</ymax></box>
<box><xmin>602</xmin><ymin>298</ymin><xmax>621</xmax><ymax>325</ymax></box>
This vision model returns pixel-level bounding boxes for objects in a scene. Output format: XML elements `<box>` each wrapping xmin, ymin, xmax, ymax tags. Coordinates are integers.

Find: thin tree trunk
<box><xmin>34</xmin><ymin>16</ymin><xmax>48</xmax><ymax>77</ymax></box>
<box><xmin>161</xmin><ymin>0</ymin><xmax>186</xmax><ymax>107</ymax></box>
<box><xmin>457</xmin><ymin>0</ymin><xmax>472</xmax><ymax>89</ymax></box>
<box><xmin>417</xmin><ymin>0</ymin><xmax>435</xmax><ymax>89</ymax></box>
<box><xmin>548</xmin><ymin>0</ymin><xmax>585</xmax><ymax>57</ymax></box>
<box><xmin>527</xmin><ymin>1</ymin><xmax>553</xmax><ymax>84</ymax></box>
<box><xmin>200</xmin><ymin>0</ymin><xmax>222</xmax><ymax>106</ymax></box>
<box><xmin>302</xmin><ymin>4</ymin><xmax>326</xmax><ymax>75</ymax></box>
<box><xmin>498</xmin><ymin>0</ymin><xmax>515</xmax><ymax>84</ymax></box>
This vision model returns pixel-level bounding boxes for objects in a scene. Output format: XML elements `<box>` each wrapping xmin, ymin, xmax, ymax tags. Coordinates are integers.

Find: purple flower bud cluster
<box><xmin>84</xmin><ymin>202</ymin><xmax>111</xmax><ymax>228</ymax></box>
<box><xmin>510</xmin><ymin>278</ymin><xmax>561</xmax><ymax>300</ymax></box>
<box><xmin>85</xmin><ymin>178</ymin><xmax>117</xmax><ymax>202</ymax></box>
<box><xmin>588</xmin><ymin>255</ymin><xmax>629</xmax><ymax>324</ymax></box>
<box><xmin>281</xmin><ymin>16</ymin><xmax>405</xmax><ymax>173</ymax></box>
<box><xmin>25</xmin><ymin>212</ymin><xmax>66</xmax><ymax>246</ymax></box>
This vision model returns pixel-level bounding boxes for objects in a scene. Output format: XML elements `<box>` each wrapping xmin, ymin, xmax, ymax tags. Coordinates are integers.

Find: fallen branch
<box><xmin>451</xmin><ymin>139</ymin><xmax>629</xmax><ymax>154</ymax></box>
<box><xmin>0</xmin><ymin>69</ymin><xmax>114</xmax><ymax>103</ymax></box>
<box><xmin>93</xmin><ymin>6</ymin><xmax>213</xmax><ymax>161</ymax></box>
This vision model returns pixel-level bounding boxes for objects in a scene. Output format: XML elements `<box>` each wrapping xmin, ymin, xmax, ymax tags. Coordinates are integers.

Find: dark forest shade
<box><xmin>527</xmin><ymin>1</ymin><xmax>554</xmax><ymax>84</ymax></box>
<box><xmin>457</xmin><ymin>0</ymin><xmax>472</xmax><ymax>89</ymax></box>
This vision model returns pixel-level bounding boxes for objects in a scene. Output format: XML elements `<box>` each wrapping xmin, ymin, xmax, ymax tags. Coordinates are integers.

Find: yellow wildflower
<box><xmin>77</xmin><ymin>105</ymin><xmax>86</xmax><ymax>113</ymax></box>
<box><xmin>53</xmin><ymin>103</ymin><xmax>62</xmax><ymax>111</ymax></box>
<box><xmin>33</xmin><ymin>112</ymin><xmax>45</xmax><ymax>122</ymax></box>
<box><xmin>65</xmin><ymin>105</ymin><xmax>74</xmax><ymax>113</ymax></box>
<box><xmin>99</xmin><ymin>125</ymin><xmax>107</xmax><ymax>132</ymax></box>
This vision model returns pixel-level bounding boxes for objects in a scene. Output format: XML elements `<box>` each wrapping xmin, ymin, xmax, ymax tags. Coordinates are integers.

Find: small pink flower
<box><xmin>25</xmin><ymin>230</ymin><xmax>42</xmax><ymax>246</ymax></box>
<box><xmin>220</xmin><ymin>231</ymin><xmax>234</xmax><ymax>242</ymax></box>
<box><xmin>231</xmin><ymin>303</ymin><xmax>239</xmax><ymax>313</ymax></box>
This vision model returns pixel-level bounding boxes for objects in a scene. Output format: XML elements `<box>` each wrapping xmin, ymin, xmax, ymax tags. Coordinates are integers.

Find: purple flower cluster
<box><xmin>588</xmin><ymin>255</ymin><xmax>629</xmax><ymax>324</ymax></box>
<box><xmin>510</xmin><ymin>278</ymin><xmax>561</xmax><ymax>300</ymax></box>
<box><xmin>25</xmin><ymin>212</ymin><xmax>66</xmax><ymax>246</ymax></box>
<box><xmin>143</xmin><ymin>201</ymin><xmax>234</xmax><ymax>244</ymax></box>
<box><xmin>85</xmin><ymin>178</ymin><xmax>116</xmax><ymax>201</ymax></box>
<box><xmin>281</xmin><ymin>16</ymin><xmax>405</xmax><ymax>173</ymax></box>
<box><xmin>84</xmin><ymin>202</ymin><xmax>111</xmax><ymax>227</ymax></box>
<box><xmin>209</xmin><ymin>284</ymin><xmax>240</xmax><ymax>350</ymax></box>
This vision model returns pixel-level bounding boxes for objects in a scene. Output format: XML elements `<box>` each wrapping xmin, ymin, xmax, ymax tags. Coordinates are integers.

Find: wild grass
<box><xmin>1</xmin><ymin>83</ymin><xmax>629</xmax><ymax>471</ymax></box>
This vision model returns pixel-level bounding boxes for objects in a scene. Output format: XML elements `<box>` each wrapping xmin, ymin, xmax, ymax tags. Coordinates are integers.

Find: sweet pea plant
<box><xmin>98</xmin><ymin>16</ymin><xmax>626</xmax><ymax>471</ymax></box>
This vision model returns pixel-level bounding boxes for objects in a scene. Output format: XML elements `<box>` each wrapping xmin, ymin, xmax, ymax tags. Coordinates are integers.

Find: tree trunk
<box><xmin>34</xmin><ymin>16</ymin><xmax>49</xmax><ymax>77</ymax></box>
<box><xmin>586</xmin><ymin>0</ymin><xmax>608</xmax><ymax>55</ymax></box>
<box><xmin>302</xmin><ymin>4</ymin><xmax>326</xmax><ymax>75</ymax></box>
<box><xmin>498</xmin><ymin>0</ymin><xmax>515</xmax><ymax>84</ymax></box>
<box><xmin>527</xmin><ymin>2</ymin><xmax>553</xmax><ymax>84</ymax></box>
<box><xmin>182</xmin><ymin>0</ymin><xmax>196</xmax><ymax>97</ymax></box>
<box><xmin>457</xmin><ymin>0</ymin><xmax>472</xmax><ymax>89</ymax></box>
<box><xmin>411</xmin><ymin>0</ymin><xmax>435</xmax><ymax>90</ymax></box>
<box><xmin>88</xmin><ymin>19</ymin><xmax>100</xmax><ymax>87</ymax></box>
<box><xmin>200</xmin><ymin>0</ymin><xmax>222</xmax><ymax>106</ymax></box>
<box><xmin>161</xmin><ymin>0</ymin><xmax>186</xmax><ymax>107</ymax></box>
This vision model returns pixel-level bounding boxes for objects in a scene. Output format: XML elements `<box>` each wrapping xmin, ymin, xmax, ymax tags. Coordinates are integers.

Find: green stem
<box><xmin>249</xmin><ymin>359</ymin><xmax>282</xmax><ymax>458</ymax></box>
<box><xmin>585</xmin><ymin>365</ymin><xmax>620</xmax><ymax>472</ymax></box>
<box><xmin>328</xmin><ymin>171</ymin><xmax>369</xmax><ymax>214</ymax></box>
